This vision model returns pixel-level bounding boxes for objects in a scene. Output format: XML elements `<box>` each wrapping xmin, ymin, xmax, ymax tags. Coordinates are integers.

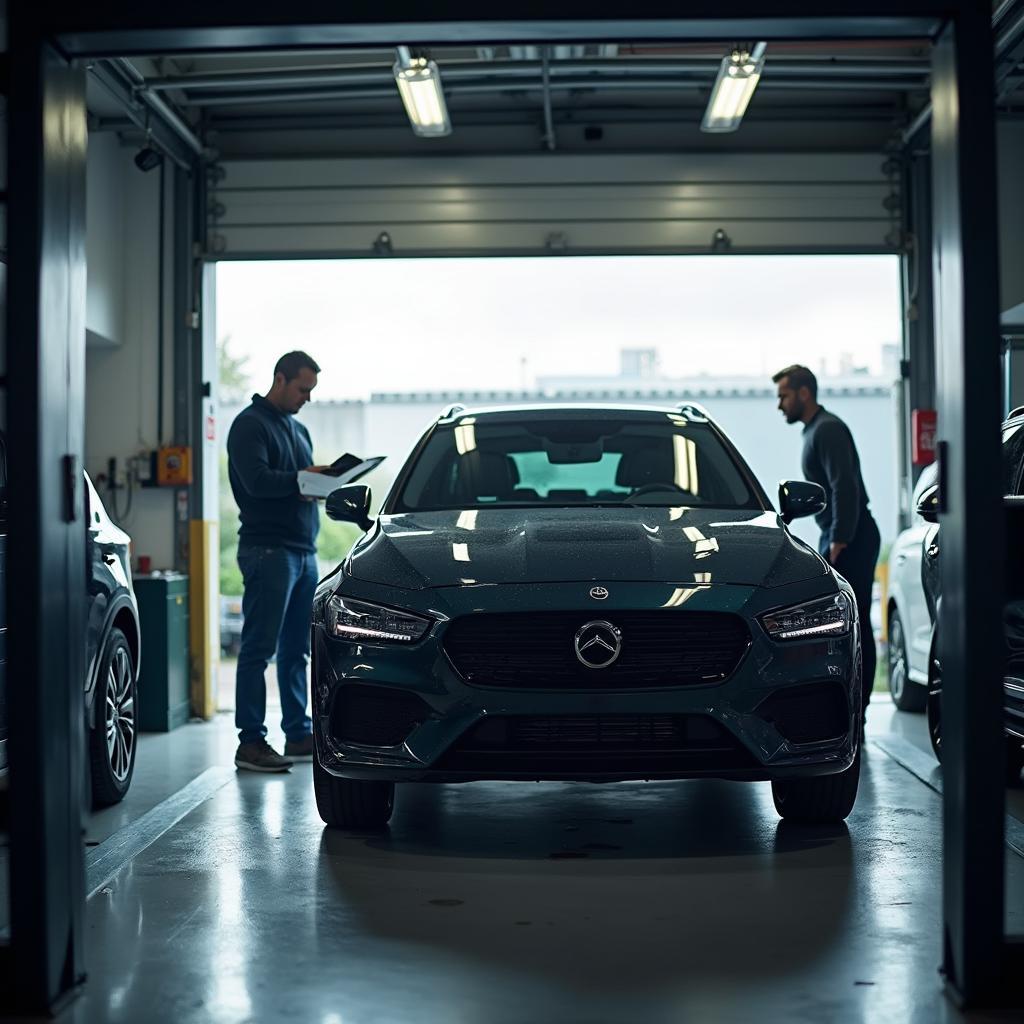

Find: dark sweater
<box><xmin>801</xmin><ymin>407</ymin><xmax>871</xmax><ymax>545</ymax></box>
<box><xmin>227</xmin><ymin>395</ymin><xmax>319</xmax><ymax>553</ymax></box>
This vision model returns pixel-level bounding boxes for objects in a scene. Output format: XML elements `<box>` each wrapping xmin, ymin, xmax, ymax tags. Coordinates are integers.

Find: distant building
<box><xmin>221</xmin><ymin>347</ymin><xmax>900</xmax><ymax>547</ymax></box>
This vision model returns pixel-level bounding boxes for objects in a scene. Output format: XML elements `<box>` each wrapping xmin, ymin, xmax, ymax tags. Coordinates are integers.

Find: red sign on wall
<box><xmin>912</xmin><ymin>409</ymin><xmax>937</xmax><ymax>466</ymax></box>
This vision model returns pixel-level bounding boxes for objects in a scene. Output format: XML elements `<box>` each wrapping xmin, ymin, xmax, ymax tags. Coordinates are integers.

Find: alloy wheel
<box><xmin>105</xmin><ymin>645</ymin><xmax>135</xmax><ymax>783</ymax></box>
<box><xmin>888</xmin><ymin>615</ymin><xmax>907</xmax><ymax>705</ymax></box>
<box><xmin>927</xmin><ymin>650</ymin><xmax>942</xmax><ymax>761</ymax></box>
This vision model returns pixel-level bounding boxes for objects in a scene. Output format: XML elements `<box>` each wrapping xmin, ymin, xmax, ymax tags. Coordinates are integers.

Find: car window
<box><xmin>1003</xmin><ymin>421</ymin><xmax>1024</xmax><ymax>496</ymax></box>
<box><xmin>394</xmin><ymin>416</ymin><xmax>761</xmax><ymax>512</ymax></box>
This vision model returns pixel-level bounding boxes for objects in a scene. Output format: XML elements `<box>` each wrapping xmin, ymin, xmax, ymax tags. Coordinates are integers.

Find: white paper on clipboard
<box><xmin>297</xmin><ymin>455</ymin><xmax>386</xmax><ymax>498</ymax></box>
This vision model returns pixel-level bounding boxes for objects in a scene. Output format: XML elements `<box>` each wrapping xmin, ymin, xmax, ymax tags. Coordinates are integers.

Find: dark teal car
<box><xmin>310</xmin><ymin>404</ymin><xmax>862</xmax><ymax>829</ymax></box>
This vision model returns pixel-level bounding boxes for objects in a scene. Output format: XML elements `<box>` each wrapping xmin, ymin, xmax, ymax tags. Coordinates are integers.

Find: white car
<box><xmin>885</xmin><ymin>462</ymin><xmax>938</xmax><ymax>711</ymax></box>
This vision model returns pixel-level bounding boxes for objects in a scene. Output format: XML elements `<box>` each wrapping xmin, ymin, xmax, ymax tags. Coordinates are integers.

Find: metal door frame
<box><xmin>3</xmin><ymin>1</ymin><xmax>1016</xmax><ymax>1013</ymax></box>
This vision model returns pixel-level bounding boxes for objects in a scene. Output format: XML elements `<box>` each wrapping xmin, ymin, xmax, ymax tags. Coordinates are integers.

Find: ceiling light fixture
<box><xmin>394</xmin><ymin>46</ymin><xmax>452</xmax><ymax>137</ymax></box>
<box><xmin>701</xmin><ymin>43</ymin><xmax>766</xmax><ymax>133</ymax></box>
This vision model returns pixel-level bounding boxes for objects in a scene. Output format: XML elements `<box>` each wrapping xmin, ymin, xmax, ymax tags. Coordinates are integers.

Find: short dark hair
<box><xmin>772</xmin><ymin>363</ymin><xmax>817</xmax><ymax>400</ymax></box>
<box><xmin>274</xmin><ymin>350</ymin><xmax>321</xmax><ymax>381</ymax></box>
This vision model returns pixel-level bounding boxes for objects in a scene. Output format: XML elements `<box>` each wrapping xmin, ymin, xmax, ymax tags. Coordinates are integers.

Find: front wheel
<box><xmin>313</xmin><ymin>755</ymin><xmax>394</xmax><ymax>829</ymax></box>
<box><xmin>1007</xmin><ymin>738</ymin><xmax>1024</xmax><ymax>788</ymax></box>
<box><xmin>927</xmin><ymin>640</ymin><xmax>943</xmax><ymax>763</ymax></box>
<box><xmin>887</xmin><ymin>608</ymin><xmax>926</xmax><ymax>712</ymax></box>
<box><xmin>771</xmin><ymin>747</ymin><xmax>861</xmax><ymax>824</ymax></box>
<box><xmin>88</xmin><ymin>627</ymin><xmax>137</xmax><ymax>808</ymax></box>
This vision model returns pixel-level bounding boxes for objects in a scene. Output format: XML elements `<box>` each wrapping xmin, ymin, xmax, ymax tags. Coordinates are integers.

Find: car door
<box><xmin>84</xmin><ymin>473</ymin><xmax>132</xmax><ymax>697</ymax></box>
<box><xmin>899</xmin><ymin>463</ymin><xmax>936</xmax><ymax>680</ymax></box>
<box><xmin>0</xmin><ymin>431</ymin><xmax>8</xmax><ymax>776</ymax></box>
<box><xmin>923</xmin><ymin>421</ymin><xmax>1024</xmax><ymax>626</ymax></box>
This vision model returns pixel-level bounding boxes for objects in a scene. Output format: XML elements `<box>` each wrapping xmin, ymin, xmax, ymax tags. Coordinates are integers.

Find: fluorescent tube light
<box><xmin>394</xmin><ymin>48</ymin><xmax>452</xmax><ymax>137</ymax></box>
<box><xmin>701</xmin><ymin>43</ymin><xmax>766</xmax><ymax>133</ymax></box>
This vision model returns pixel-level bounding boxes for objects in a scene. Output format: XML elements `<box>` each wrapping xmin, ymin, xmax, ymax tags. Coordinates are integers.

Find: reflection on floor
<box><xmin>1</xmin><ymin>703</ymin><xmax>989</xmax><ymax>1023</ymax></box>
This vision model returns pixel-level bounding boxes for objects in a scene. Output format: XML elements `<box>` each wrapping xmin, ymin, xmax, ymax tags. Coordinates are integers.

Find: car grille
<box><xmin>442</xmin><ymin>610</ymin><xmax>750</xmax><ymax>688</ymax></box>
<box><xmin>434</xmin><ymin>713</ymin><xmax>760</xmax><ymax>775</ymax></box>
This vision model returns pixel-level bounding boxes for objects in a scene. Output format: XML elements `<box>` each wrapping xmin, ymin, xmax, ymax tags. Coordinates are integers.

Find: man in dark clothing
<box><xmin>228</xmin><ymin>350</ymin><xmax>330</xmax><ymax>772</ymax></box>
<box><xmin>773</xmin><ymin>364</ymin><xmax>881</xmax><ymax>712</ymax></box>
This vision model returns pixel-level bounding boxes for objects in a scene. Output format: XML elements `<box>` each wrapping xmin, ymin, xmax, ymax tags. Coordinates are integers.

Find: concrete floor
<box><xmin>3</xmin><ymin>701</ymin><xmax>1024</xmax><ymax>1022</ymax></box>
<box><xmin>44</xmin><ymin>706</ymin><xmax>1024</xmax><ymax>1021</ymax></box>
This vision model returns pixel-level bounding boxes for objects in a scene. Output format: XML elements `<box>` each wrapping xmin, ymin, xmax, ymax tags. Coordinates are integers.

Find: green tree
<box><xmin>218</xmin><ymin>334</ymin><xmax>252</xmax><ymax>404</ymax></box>
<box><xmin>219</xmin><ymin>450</ymin><xmax>243</xmax><ymax>595</ymax></box>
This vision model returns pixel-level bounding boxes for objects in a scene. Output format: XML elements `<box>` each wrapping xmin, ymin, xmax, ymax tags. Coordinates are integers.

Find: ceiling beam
<box><xmin>139</xmin><ymin>57</ymin><xmax>931</xmax><ymax>94</ymax></box>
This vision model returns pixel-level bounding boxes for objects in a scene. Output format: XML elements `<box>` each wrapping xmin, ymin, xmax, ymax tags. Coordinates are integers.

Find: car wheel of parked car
<box><xmin>1007</xmin><ymin>739</ymin><xmax>1024</xmax><ymax>787</ymax></box>
<box><xmin>927</xmin><ymin>640</ymin><xmax>943</xmax><ymax>764</ymax></box>
<box><xmin>771</xmin><ymin>746</ymin><xmax>861</xmax><ymax>823</ymax></box>
<box><xmin>313</xmin><ymin>754</ymin><xmax>394</xmax><ymax>829</ymax></box>
<box><xmin>88</xmin><ymin>627</ymin><xmax>137</xmax><ymax>808</ymax></box>
<box><xmin>887</xmin><ymin>608</ymin><xmax>926</xmax><ymax>712</ymax></box>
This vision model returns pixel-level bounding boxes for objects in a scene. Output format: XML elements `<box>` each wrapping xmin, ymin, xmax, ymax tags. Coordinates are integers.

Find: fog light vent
<box><xmin>755</xmin><ymin>683</ymin><xmax>848</xmax><ymax>744</ymax></box>
<box><xmin>330</xmin><ymin>685</ymin><xmax>431</xmax><ymax>747</ymax></box>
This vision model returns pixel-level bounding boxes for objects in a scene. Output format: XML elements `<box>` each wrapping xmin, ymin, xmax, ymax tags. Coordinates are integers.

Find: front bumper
<box><xmin>312</xmin><ymin>578</ymin><xmax>861</xmax><ymax>784</ymax></box>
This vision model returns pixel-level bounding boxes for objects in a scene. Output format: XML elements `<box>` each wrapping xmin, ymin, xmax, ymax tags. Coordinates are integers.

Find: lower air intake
<box><xmin>329</xmin><ymin>685</ymin><xmax>431</xmax><ymax>747</ymax></box>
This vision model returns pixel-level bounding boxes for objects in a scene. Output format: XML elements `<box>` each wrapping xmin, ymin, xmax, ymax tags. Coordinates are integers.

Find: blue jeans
<box><xmin>821</xmin><ymin>514</ymin><xmax>881</xmax><ymax>710</ymax></box>
<box><xmin>235</xmin><ymin>544</ymin><xmax>318</xmax><ymax>745</ymax></box>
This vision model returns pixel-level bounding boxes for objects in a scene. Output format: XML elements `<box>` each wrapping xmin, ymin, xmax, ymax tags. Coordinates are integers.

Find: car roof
<box><xmin>436</xmin><ymin>401</ymin><xmax>713</xmax><ymax>424</ymax></box>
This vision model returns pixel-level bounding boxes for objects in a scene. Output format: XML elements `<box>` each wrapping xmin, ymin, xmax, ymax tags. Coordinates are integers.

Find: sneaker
<box><xmin>235</xmin><ymin>740</ymin><xmax>293</xmax><ymax>773</ymax></box>
<box><xmin>284</xmin><ymin>735</ymin><xmax>314</xmax><ymax>762</ymax></box>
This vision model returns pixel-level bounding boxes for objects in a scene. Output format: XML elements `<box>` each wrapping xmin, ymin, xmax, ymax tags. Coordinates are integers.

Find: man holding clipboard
<box><xmin>226</xmin><ymin>350</ymin><xmax>333</xmax><ymax>772</ymax></box>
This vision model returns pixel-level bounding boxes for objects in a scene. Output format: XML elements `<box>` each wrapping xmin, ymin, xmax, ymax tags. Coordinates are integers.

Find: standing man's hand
<box><xmin>299</xmin><ymin>465</ymin><xmax>333</xmax><ymax>501</ymax></box>
<box><xmin>829</xmin><ymin>541</ymin><xmax>848</xmax><ymax>565</ymax></box>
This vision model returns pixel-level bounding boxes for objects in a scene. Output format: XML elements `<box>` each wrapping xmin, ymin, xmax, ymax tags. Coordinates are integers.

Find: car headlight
<box><xmin>760</xmin><ymin>592</ymin><xmax>852</xmax><ymax>641</ymax></box>
<box><xmin>326</xmin><ymin>595</ymin><xmax>431</xmax><ymax>644</ymax></box>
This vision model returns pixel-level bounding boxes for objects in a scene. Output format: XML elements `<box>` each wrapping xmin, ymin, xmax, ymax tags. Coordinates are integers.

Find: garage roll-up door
<box><xmin>208</xmin><ymin>152</ymin><xmax>896</xmax><ymax>258</ymax></box>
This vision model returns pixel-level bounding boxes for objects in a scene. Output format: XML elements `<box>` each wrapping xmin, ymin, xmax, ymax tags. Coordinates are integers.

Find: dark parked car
<box><xmin>0</xmin><ymin>440</ymin><xmax>141</xmax><ymax>806</ymax></box>
<box><xmin>310</xmin><ymin>403</ymin><xmax>864</xmax><ymax>830</ymax></box>
<box><xmin>915</xmin><ymin>408</ymin><xmax>1024</xmax><ymax>783</ymax></box>
<box><xmin>220</xmin><ymin>594</ymin><xmax>243</xmax><ymax>656</ymax></box>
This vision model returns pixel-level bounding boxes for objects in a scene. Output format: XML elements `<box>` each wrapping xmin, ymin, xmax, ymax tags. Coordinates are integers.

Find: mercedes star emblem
<box><xmin>574</xmin><ymin>620</ymin><xmax>623</xmax><ymax>669</ymax></box>
<box><xmin>589</xmin><ymin>586</ymin><xmax>609</xmax><ymax>600</ymax></box>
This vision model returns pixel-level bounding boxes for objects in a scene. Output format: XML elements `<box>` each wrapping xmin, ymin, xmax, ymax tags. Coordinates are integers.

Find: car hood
<box><xmin>344</xmin><ymin>506</ymin><xmax>826</xmax><ymax>590</ymax></box>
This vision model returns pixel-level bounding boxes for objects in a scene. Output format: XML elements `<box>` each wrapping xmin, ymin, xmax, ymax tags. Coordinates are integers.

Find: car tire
<box><xmin>927</xmin><ymin>638</ymin><xmax>943</xmax><ymax>764</ymax></box>
<box><xmin>887</xmin><ymin>608</ymin><xmax>926</xmax><ymax>712</ymax></box>
<box><xmin>88</xmin><ymin>627</ymin><xmax>137</xmax><ymax>808</ymax></box>
<box><xmin>1007</xmin><ymin>739</ymin><xmax>1024</xmax><ymax>788</ymax></box>
<box><xmin>771</xmin><ymin>746</ymin><xmax>861</xmax><ymax>824</ymax></box>
<box><xmin>313</xmin><ymin>754</ymin><xmax>394</xmax><ymax>829</ymax></box>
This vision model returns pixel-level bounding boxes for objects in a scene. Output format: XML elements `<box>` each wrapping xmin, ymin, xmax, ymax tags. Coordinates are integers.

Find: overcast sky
<box><xmin>216</xmin><ymin>255</ymin><xmax>902</xmax><ymax>401</ymax></box>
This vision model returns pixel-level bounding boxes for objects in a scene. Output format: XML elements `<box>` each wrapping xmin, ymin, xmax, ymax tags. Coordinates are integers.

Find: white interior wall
<box><xmin>85</xmin><ymin>135</ymin><xmax>176</xmax><ymax>569</ymax></box>
<box><xmin>85</xmin><ymin>133</ymin><xmax>125</xmax><ymax>348</ymax></box>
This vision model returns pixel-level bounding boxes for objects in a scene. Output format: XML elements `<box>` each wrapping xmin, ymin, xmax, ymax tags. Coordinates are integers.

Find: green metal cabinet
<box><xmin>134</xmin><ymin>573</ymin><xmax>190</xmax><ymax>732</ymax></box>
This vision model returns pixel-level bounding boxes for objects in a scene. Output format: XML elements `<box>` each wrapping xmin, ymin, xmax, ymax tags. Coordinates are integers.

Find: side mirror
<box><xmin>325</xmin><ymin>485</ymin><xmax>373</xmax><ymax>531</ymax></box>
<box><xmin>779</xmin><ymin>480</ymin><xmax>827</xmax><ymax>524</ymax></box>
<box><xmin>916</xmin><ymin>483</ymin><xmax>939</xmax><ymax>524</ymax></box>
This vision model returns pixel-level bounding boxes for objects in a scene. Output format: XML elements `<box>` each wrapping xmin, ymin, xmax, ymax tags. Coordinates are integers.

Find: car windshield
<box><xmin>392</xmin><ymin>414</ymin><xmax>762</xmax><ymax>512</ymax></box>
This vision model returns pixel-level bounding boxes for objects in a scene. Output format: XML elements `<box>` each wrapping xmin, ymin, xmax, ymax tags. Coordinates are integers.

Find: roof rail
<box><xmin>438</xmin><ymin>403</ymin><xmax>467</xmax><ymax>420</ymax></box>
<box><xmin>674</xmin><ymin>402</ymin><xmax>709</xmax><ymax>422</ymax></box>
